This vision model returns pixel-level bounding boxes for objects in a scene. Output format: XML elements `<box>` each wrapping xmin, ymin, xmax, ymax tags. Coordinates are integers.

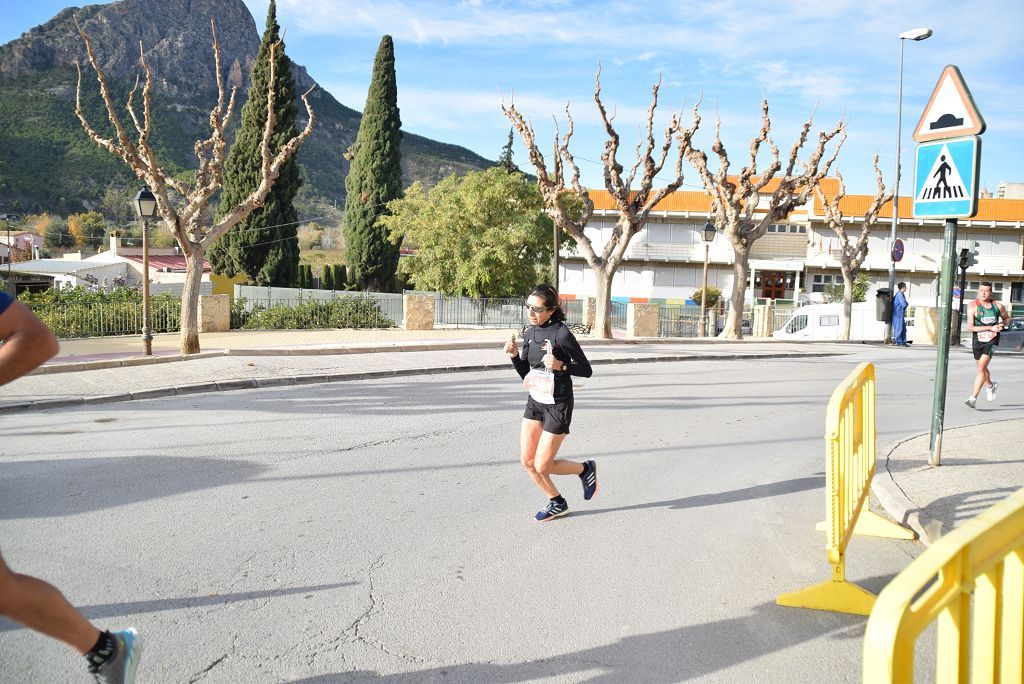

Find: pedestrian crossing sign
<box><xmin>912</xmin><ymin>135</ymin><xmax>980</xmax><ymax>219</ymax></box>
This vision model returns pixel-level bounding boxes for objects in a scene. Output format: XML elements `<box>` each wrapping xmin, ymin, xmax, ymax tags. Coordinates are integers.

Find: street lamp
<box><xmin>699</xmin><ymin>219</ymin><xmax>716</xmax><ymax>337</ymax></box>
<box><xmin>133</xmin><ymin>185</ymin><xmax>157</xmax><ymax>356</ymax></box>
<box><xmin>4</xmin><ymin>217</ymin><xmax>11</xmax><ymax>296</ymax></box>
<box><xmin>885</xmin><ymin>26</ymin><xmax>933</xmax><ymax>343</ymax></box>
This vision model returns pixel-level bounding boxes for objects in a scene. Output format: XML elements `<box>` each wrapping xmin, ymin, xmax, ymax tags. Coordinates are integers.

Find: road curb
<box><xmin>872</xmin><ymin>435</ymin><xmax>946</xmax><ymax>546</ymax></box>
<box><xmin>0</xmin><ymin>350</ymin><xmax>843</xmax><ymax>414</ymax></box>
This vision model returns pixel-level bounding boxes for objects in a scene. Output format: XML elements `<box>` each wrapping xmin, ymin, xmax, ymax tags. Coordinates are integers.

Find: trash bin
<box><xmin>875</xmin><ymin>288</ymin><xmax>892</xmax><ymax>322</ymax></box>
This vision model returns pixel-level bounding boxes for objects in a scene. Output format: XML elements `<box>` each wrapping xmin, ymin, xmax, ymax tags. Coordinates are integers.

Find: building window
<box><xmin>811</xmin><ymin>274</ymin><xmax>836</xmax><ymax>293</ymax></box>
<box><xmin>790</xmin><ymin>225</ymin><xmax>807</xmax><ymax>234</ymax></box>
<box><xmin>1012</xmin><ymin>283</ymin><xmax>1024</xmax><ymax>304</ymax></box>
<box><xmin>965</xmin><ymin>281</ymin><xmax>1005</xmax><ymax>302</ymax></box>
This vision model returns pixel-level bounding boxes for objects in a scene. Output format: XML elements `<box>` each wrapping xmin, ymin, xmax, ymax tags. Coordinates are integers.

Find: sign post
<box><xmin>912</xmin><ymin>65</ymin><xmax>985</xmax><ymax>467</ymax></box>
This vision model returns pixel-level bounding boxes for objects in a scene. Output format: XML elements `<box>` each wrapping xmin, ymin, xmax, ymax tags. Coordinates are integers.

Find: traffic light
<box><xmin>959</xmin><ymin>241</ymin><xmax>980</xmax><ymax>271</ymax></box>
<box><xmin>966</xmin><ymin>241</ymin><xmax>980</xmax><ymax>269</ymax></box>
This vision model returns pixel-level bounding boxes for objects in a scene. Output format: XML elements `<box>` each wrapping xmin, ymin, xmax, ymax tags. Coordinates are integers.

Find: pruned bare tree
<box><xmin>813</xmin><ymin>157</ymin><xmax>894</xmax><ymax>340</ymax></box>
<box><xmin>74</xmin><ymin>18</ymin><xmax>315</xmax><ymax>354</ymax></box>
<box><xmin>502</xmin><ymin>67</ymin><xmax>686</xmax><ymax>338</ymax></box>
<box><xmin>677</xmin><ymin>100</ymin><xmax>845</xmax><ymax>338</ymax></box>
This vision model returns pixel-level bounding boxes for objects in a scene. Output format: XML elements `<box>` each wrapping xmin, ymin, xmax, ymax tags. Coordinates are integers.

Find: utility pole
<box><xmin>4</xmin><ymin>218</ymin><xmax>12</xmax><ymax>295</ymax></box>
<box><xmin>929</xmin><ymin>219</ymin><xmax>958</xmax><ymax>466</ymax></box>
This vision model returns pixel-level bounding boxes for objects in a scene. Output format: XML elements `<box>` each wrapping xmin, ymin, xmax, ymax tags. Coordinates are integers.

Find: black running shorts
<box><xmin>524</xmin><ymin>396</ymin><xmax>574</xmax><ymax>435</ymax></box>
<box><xmin>973</xmin><ymin>342</ymin><xmax>996</xmax><ymax>360</ymax></box>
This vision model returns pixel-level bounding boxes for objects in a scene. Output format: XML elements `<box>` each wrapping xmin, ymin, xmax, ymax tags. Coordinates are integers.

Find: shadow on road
<box><xmin>0</xmin><ymin>456</ymin><xmax>268</xmax><ymax>520</ymax></box>
<box><xmin>287</xmin><ymin>588</ymin><xmax>894</xmax><ymax>683</ymax></box>
<box><xmin>569</xmin><ymin>475</ymin><xmax>826</xmax><ymax>518</ymax></box>
<box><xmin>0</xmin><ymin>582</ymin><xmax>356</xmax><ymax>633</ymax></box>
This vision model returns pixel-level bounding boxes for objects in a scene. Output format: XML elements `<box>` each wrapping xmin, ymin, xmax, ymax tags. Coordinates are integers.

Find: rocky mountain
<box><xmin>0</xmin><ymin>0</ymin><xmax>493</xmax><ymax>214</ymax></box>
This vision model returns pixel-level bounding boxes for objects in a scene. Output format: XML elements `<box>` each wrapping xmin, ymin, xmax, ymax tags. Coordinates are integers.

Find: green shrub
<box><xmin>230</xmin><ymin>296</ymin><xmax>395</xmax><ymax>330</ymax></box>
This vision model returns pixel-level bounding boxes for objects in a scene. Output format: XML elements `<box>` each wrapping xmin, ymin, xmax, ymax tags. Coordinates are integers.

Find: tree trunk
<box><xmin>840</xmin><ymin>268</ymin><xmax>854</xmax><ymax>341</ymax></box>
<box><xmin>720</xmin><ymin>245</ymin><xmax>751</xmax><ymax>339</ymax></box>
<box><xmin>592</xmin><ymin>267</ymin><xmax>614</xmax><ymax>339</ymax></box>
<box><xmin>179</xmin><ymin>249</ymin><xmax>205</xmax><ymax>355</ymax></box>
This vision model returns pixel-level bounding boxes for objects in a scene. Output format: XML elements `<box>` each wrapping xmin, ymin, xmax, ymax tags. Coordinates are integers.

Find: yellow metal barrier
<box><xmin>777</xmin><ymin>362</ymin><xmax>914</xmax><ymax>615</ymax></box>
<box><xmin>863</xmin><ymin>486</ymin><xmax>1024</xmax><ymax>683</ymax></box>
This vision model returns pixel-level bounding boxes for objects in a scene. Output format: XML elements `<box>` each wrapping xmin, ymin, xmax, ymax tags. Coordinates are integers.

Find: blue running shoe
<box><xmin>89</xmin><ymin>628</ymin><xmax>142</xmax><ymax>684</ymax></box>
<box><xmin>580</xmin><ymin>460</ymin><xmax>598</xmax><ymax>500</ymax></box>
<box><xmin>535</xmin><ymin>499</ymin><xmax>569</xmax><ymax>522</ymax></box>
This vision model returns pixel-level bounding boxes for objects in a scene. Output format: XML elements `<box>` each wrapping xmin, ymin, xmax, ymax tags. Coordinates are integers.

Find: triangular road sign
<box><xmin>913</xmin><ymin>65</ymin><xmax>986</xmax><ymax>142</ymax></box>
<box><xmin>916</xmin><ymin>142</ymin><xmax>968</xmax><ymax>202</ymax></box>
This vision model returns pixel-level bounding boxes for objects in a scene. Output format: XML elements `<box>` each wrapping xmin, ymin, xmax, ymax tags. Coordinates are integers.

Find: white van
<box><xmin>772</xmin><ymin>302</ymin><xmax>887</xmax><ymax>342</ymax></box>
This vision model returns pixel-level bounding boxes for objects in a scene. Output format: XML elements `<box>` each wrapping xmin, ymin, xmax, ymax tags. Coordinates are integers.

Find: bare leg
<box><xmin>533</xmin><ymin>431</ymin><xmax>585</xmax><ymax>494</ymax></box>
<box><xmin>520</xmin><ymin>419</ymin><xmax>557</xmax><ymax>497</ymax></box>
<box><xmin>972</xmin><ymin>355</ymin><xmax>992</xmax><ymax>398</ymax></box>
<box><xmin>0</xmin><ymin>553</ymin><xmax>99</xmax><ymax>654</ymax></box>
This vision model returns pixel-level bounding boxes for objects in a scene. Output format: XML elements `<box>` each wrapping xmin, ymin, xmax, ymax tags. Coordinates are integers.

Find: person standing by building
<box><xmin>891</xmin><ymin>282</ymin><xmax>909</xmax><ymax>346</ymax></box>
<box><xmin>0</xmin><ymin>291</ymin><xmax>143</xmax><ymax>683</ymax></box>
<box><xmin>503</xmin><ymin>284</ymin><xmax>596</xmax><ymax>521</ymax></box>
<box><xmin>965</xmin><ymin>281</ymin><xmax>1010</xmax><ymax>409</ymax></box>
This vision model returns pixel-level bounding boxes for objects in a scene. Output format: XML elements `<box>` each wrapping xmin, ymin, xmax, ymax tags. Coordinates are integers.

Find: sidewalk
<box><xmin>873</xmin><ymin>417</ymin><xmax>1024</xmax><ymax>545</ymax></box>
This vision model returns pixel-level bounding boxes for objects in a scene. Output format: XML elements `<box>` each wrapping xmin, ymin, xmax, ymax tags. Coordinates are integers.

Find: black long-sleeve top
<box><xmin>511</xmin><ymin>319</ymin><xmax>593</xmax><ymax>401</ymax></box>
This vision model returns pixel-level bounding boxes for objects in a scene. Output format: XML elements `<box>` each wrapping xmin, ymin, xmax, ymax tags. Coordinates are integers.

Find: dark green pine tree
<box><xmin>497</xmin><ymin>128</ymin><xmax>517</xmax><ymax>172</ymax></box>
<box><xmin>208</xmin><ymin>0</ymin><xmax>301</xmax><ymax>287</ymax></box>
<box><xmin>342</xmin><ymin>35</ymin><xmax>403</xmax><ymax>292</ymax></box>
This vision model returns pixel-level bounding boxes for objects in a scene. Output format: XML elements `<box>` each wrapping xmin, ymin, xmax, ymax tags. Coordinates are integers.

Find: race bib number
<box><xmin>524</xmin><ymin>368</ymin><xmax>555</xmax><ymax>404</ymax></box>
<box><xmin>978</xmin><ymin>312</ymin><xmax>998</xmax><ymax>343</ymax></box>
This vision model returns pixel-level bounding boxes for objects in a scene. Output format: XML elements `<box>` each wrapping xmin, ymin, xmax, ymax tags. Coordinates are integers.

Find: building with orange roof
<box><xmin>557</xmin><ymin>181</ymin><xmax>1024</xmax><ymax>317</ymax></box>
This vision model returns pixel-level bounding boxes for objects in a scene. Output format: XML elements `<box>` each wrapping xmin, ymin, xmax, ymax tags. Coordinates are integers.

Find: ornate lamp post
<box><xmin>885</xmin><ymin>27</ymin><xmax>933</xmax><ymax>343</ymax></box>
<box><xmin>699</xmin><ymin>220</ymin><xmax>716</xmax><ymax>337</ymax></box>
<box><xmin>133</xmin><ymin>185</ymin><xmax>157</xmax><ymax>356</ymax></box>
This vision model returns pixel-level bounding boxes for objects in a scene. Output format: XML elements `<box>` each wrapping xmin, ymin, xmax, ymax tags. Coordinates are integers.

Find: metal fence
<box><xmin>658</xmin><ymin>304</ymin><xmax>702</xmax><ymax>337</ymax></box>
<box><xmin>234</xmin><ymin>286</ymin><xmax>405</xmax><ymax>326</ymax></box>
<box><xmin>435</xmin><ymin>296</ymin><xmax>525</xmax><ymax>328</ymax></box>
<box><xmin>26</xmin><ymin>300</ymin><xmax>181</xmax><ymax>339</ymax></box>
<box><xmin>774</xmin><ymin>308</ymin><xmax>796</xmax><ymax>332</ymax></box>
<box><xmin>610</xmin><ymin>301</ymin><xmax>628</xmax><ymax>330</ymax></box>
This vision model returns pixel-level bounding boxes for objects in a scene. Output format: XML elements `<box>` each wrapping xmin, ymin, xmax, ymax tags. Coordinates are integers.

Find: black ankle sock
<box><xmin>85</xmin><ymin>630</ymin><xmax>117</xmax><ymax>666</ymax></box>
<box><xmin>551</xmin><ymin>495</ymin><xmax>566</xmax><ymax>505</ymax></box>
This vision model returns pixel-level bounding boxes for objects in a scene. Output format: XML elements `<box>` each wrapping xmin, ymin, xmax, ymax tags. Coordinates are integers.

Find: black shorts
<box><xmin>974</xmin><ymin>342</ymin><xmax>996</xmax><ymax>360</ymax></box>
<box><xmin>524</xmin><ymin>396</ymin><xmax>574</xmax><ymax>435</ymax></box>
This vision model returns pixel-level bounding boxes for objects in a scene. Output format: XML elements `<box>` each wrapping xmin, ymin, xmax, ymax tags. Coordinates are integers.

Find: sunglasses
<box><xmin>524</xmin><ymin>303</ymin><xmax>554</xmax><ymax>314</ymax></box>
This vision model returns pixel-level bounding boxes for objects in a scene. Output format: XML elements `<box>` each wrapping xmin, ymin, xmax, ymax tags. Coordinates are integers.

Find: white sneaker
<box><xmin>986</xmin><ymin>382</ymin><xmax>998</xmax><ymax>401</ymax></box>
<box><xmin>965</xmin><ymin>396</ymin><xmax>977</xmax><ymax>409</ymax></box>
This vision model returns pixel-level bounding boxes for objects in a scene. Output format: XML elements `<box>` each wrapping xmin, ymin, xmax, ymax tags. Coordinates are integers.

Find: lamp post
<box><xmin>4</xmin><ymin>218</ymin><xmax>11</xmax><ymax>296</ymax></box>
<box><xmin>699</xmin><ymin>220</ymin><xmax>716</xmax><ymax>337</ymax></box>
<box><xmin>885</xmin><ymin>27</ymin><xmax>933</xmax><ymax>344</ymax></box>
<box><xmin>133</xmin><ymin>185</ymin><xmax>157</xmax><ymax>356</ymax></box>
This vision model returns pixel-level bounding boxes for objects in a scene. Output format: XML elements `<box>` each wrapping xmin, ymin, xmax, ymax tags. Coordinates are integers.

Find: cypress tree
<box><xmin>333</xmin><ymin>264</ymin><xmax>347</xmax><ymax>288</ymax></box>
<box><xmin>208</xmin><ymin>0</ymin><xmax>301</xmax><ymax>287</ymax></box>
<box><xmin>323</xmin><ymin>265</ymin><xmax>334</xmax><ymax>291</ymax></box>
<box><xmin>497</xmin><ymin>128</ymin><xmax>517</xmax><ymax>172</ymax></box>
<box><xmin>342</xmin><ymin>35</ymin><xmax>403</xmax><ymax>292</ymax></box>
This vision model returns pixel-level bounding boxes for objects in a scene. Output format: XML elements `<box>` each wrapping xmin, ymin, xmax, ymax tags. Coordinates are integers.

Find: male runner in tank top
<box><xmin>965</xmin><ymin>282</ymin><xmax>1010</xmax><ymax>409</ymax></box>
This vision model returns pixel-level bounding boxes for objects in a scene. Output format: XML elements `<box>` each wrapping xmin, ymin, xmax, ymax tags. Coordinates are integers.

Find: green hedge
<box><xmin>231</xmin><ymin>296</ymin><xmax>395</xmax><ymax>330</ymax></box>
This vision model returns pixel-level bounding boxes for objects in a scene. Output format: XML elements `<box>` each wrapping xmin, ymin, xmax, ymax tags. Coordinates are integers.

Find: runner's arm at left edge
<box><xmin>0</xmin><ymin>298</ymin><xmax>60</xmax><ymax>386</ymax></box>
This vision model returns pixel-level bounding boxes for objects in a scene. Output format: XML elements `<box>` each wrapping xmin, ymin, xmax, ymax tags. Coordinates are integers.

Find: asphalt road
<box><xmin>2</xmin><ymin>345</ymin><xmax>1021</xmax><ymax>682</ymax></box>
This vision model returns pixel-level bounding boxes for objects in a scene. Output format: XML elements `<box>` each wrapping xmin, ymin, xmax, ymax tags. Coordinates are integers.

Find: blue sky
<box><xmin>4</xmin><ymin>0</ymin><xmax>1023</xmax><ymax>197</ymax></box>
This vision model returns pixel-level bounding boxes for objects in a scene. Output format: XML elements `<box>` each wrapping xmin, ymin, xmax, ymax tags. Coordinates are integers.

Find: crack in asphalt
<box><xmin>188</xmin><ymin>654</ymin><xmax>228</xmax><ymax>683</ymax></box>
